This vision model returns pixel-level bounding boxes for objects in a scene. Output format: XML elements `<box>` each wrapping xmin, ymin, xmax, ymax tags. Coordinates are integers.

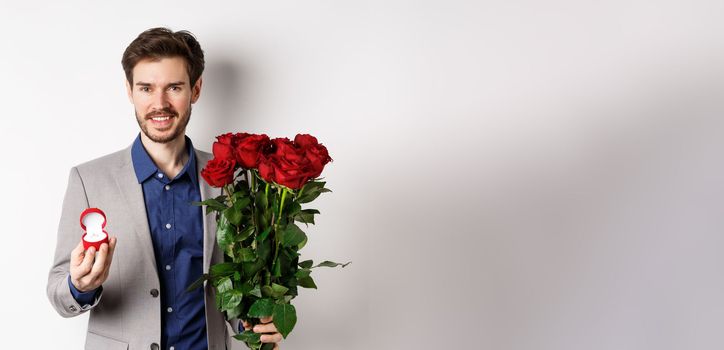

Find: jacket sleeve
<box><xmin>46</xmin><ymin>167</ymin><xmax>103</xmax><ymax>317</ymax></box>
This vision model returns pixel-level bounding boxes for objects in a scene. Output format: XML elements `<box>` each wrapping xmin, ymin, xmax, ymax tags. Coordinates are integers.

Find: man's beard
<box><xmin>135</xmin><ymin>106</ymin><xmax>192</xmax><ymax>144</ymax></box>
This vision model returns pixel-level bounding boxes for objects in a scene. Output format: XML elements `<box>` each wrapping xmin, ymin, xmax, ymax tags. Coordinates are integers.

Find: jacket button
<box><xmin>150</xmin><ymin>343</ymin><xmax>159</xmax><ymax>350</ymax></box>
<box><xmin>150</xmin><ymin>289</ymin><xmax>159</xmax><ymax>297</ymax></box>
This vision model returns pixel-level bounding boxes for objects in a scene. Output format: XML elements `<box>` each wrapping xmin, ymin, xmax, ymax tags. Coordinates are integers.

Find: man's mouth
<box><xmin>148</xmin><ymin>114</ymin><xmax>176</xmax><ymax>126</ymax></box>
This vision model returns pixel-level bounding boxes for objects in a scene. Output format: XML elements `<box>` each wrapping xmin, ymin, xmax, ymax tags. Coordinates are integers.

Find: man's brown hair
<box><xmin>121</xmin><ymin>27</ymin><xmax>205</xmax><ymax>86</ymax></box>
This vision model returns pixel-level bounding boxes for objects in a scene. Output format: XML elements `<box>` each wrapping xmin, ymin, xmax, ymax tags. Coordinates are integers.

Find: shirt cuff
<box><xmin>67</xmin><ymin>274</ymin><xmax>98</xmax><ymax>306</ymax></box>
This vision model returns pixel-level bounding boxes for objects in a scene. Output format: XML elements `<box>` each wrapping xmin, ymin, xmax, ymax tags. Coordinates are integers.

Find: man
<box><xmin>47</xmin><ymin>27</ymin><xmax>282</xmax><ymax>350</ymax></box>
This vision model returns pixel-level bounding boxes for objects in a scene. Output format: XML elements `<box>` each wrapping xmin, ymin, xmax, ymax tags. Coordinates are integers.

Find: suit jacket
<box><xmin>46</xmin><ymin>142</ymin><xmax>234</xmax><ymax>349</ymax></box>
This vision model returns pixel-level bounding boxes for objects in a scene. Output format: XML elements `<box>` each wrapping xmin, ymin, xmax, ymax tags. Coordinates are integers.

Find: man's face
<box><xmin>126</xmin><ymin>56</ymin><xmax>202</xmax><ymax>144</ymax></box>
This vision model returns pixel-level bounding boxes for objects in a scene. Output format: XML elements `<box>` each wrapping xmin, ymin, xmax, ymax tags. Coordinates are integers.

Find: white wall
<box><xmin>2</xmin><ymin>0</ymin><xmax>724</xmax><ymax>349</ymax></box>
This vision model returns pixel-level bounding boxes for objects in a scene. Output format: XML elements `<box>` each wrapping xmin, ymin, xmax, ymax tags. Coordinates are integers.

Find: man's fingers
<box><xmin>254</xmin><ymin>322</ymin><xmax>278</xmax><ymax>334</ymax></box>
<box><xmin>70</xmin><ymin>241</ymin><xmax>85</xmax><ymax>266</ymax></box>
<box><xmin>259</xmin><ymin>315</ymin><xmax>273</xmax><ymax>324</ymax></box>
<box><xmin>242</xmin><ymin>320</ymin><xmax>252</xmax><ymax>331</ymax></box>
<box><xmin>78</xmin><ymin>246</ymin><xmax>96</xmax><ymax>275</ymax></box>
<box><xmin>260</xmin><ymin>333</ymin><xmax>283</xmax><ymax>343</ymax></box>
<box><xmin>89</xmin><ymin>243</ymin><xmax>109</xmax><ymax>276</ymax></box>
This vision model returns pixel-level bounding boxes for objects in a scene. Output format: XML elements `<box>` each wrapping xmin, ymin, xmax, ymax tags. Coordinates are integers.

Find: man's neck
<box><xmin>140</xmin><ymin>133</ymin><xmax>189</xmax><ymax>179</ymax></box>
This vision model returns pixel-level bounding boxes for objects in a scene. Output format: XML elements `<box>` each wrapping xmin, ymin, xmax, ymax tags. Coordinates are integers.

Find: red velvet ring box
<box><xmin>80</xmin><ymin>208</ymin><xmax>109</xmax><ymax>250</ymax></box>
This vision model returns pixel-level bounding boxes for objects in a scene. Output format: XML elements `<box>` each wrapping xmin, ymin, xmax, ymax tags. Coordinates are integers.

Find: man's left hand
<box><xmin>242</xmin><ymin>316</ymin><xmax>282</xmax><ymax>349</ymax></box>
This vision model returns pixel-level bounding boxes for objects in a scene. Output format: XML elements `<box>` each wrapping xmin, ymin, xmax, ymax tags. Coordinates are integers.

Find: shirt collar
<box><xmin>131</xmin><ymin>133</ymin><xmax>198</xmax><ymax>185</ymax></box>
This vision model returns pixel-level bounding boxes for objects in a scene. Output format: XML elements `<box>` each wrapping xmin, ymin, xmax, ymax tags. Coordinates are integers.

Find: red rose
<box><xmin>201</xmin><ymin>158</ymin><xmax>237</xmax><ymax>188</ymax></box>
<box><xmin>212</xmin><ymin>142</ymin><xmax>235</xmax><ymax>161</ymax></box>
<box><xmin>216</xmin><ymin>132</ymin><xmax>236</xmax><ymax>145</ymax></box>
<box><xmin>256</xmin><ymin>138</ymin><xmax>312</xmax><ymax>189</ymax></box>
<box><xmin>294</xmin><ymin>134</ymin><xmax>332</xmax><ymax>178</ymax></box>
<box><xmin>234</xmin><ymin>133</ymin><xmax>271</xmax><ymax>169</ymax></box>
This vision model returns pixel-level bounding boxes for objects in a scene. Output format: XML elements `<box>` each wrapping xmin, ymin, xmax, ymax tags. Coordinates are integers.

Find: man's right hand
<box><xmin>69</xmin><ymin>237</ymin><xmax>117</xmax><ymax>292</ymax></box>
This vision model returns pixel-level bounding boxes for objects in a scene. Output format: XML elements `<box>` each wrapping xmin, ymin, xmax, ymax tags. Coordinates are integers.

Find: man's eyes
<box><xmin>138</xmin><ymin>86</ymin><xmax>182</xmax><ymax>92</ymax></box>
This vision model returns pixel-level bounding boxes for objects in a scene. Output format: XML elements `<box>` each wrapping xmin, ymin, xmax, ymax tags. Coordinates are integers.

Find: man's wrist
<box><xmin>67</xmin><ymin>274</ymin><xmax>99</xmax><ymax>306</ymax></box>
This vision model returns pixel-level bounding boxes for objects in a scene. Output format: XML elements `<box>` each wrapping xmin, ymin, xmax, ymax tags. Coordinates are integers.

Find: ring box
<box><xmin>80</xmin><ymin>208</ymin><xmax>109</xmax><ymax>250</ymax></box>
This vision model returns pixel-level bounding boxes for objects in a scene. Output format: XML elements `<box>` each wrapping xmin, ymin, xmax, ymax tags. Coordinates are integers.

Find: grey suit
<box><xmin>47</xmin><ymin>141</ymin><xmax>234</xmax><ymax>349</ymax></box>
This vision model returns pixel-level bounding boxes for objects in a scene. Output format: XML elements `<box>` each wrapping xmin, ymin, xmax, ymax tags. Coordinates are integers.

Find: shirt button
<box><xmin>157</xmin><ymin>173</ymin><xmax>163</xmax><ymax>178</ymax></box>
<box><xmin>150</xmin><ymin>289</ymin><xmax>159</xmax><ymax>297</ymax></box>
<box><xmin>69</xmin><ymin>305</ymin><xmax>77</xmax><ymax>312</ymax></box>
<box><xmin>165</xmin><ymin>223</ymin><xmax>171</xmax><ymax>229</ymax></box>
<box><xmin>167</xmin><ymin>307</ymin><xmax>173</xmax><ymax>313</ymax></box>
<box><xmin>165</xmin><ymin>185</ymin><xmax>170</xmax><ymax>190</ymax></box>
<box><xmin>165</xmin><ymin>265</ymin><xmax>171</xmax><ymax>271</ymax></box>
<box><xmin>170</xmin><ymin>347</ymin><xmax>175</xmax><ymax>350</ymax></box>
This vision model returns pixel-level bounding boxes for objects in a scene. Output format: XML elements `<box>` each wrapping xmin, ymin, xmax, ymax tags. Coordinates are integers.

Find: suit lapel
<box><xmin>195</xmin><ymin>149</ymin><xmax>222</xmax><ymax>273</ymax></box>
<box><xmin>113</xmin><ymin>146</ymin><xmax>158</xmax><ymax>272</ymax></box>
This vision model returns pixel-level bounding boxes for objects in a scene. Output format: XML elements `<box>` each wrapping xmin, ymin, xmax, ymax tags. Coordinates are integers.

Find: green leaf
<box><xmin>280</xmin><ymin>223</ymin><xmax>307</xmax><ymax>247</ymax></box>
<box><xmin>233</xmin><ymin>331</ymin><xmax>261</xmax><ymax>343</ymax></box>
<box><xmin>257</xmin><ymin>227</ymin><xmax>272</xmax><ymax>242</ymax></box>
<box><xmin>287</xmin><ymin>201</ymin><xmax>302</xmax><ymax>217</ymax></box>
<box><xmin>238</xmin><ymin>247</ymin><xmax>256</xmax><ymax>262</ymax></box>
<box><xmin>298</xmin><ymin>260</ymin><xmax>313</xmax><ymax>269</ymax></box>
<box><xmin>233</xmin><ymin>196</ymin><xmax>251</xmax><ymax>211</ymax></box>
<box><xmin>313</xmin><ymin>260</ymin><xmax>352</xmax><ymax>268</ymax></box>
<box><xmin>272</xmin><ymin>256</ymin><xmax>282</xmax><ymax>277</ymax></box>
<box><xmin>210</xmin><ymin>262</ymin><xmax>237</xmax><ymax>276</ymax></box>
<box><xmin>249</xmin><ymin>285</ymin><xmax>262</xmax><ymax>298</ymax></box>
<box><xmin>297</xmin><ymin>181</ymin><xmax>328</xmax><ymax>203</ymax></box>
<box><xmin>271</xmin><ymin>283</ymin><xmax>289</xmax><ymax>297</ymax></box>
<box><xmin>185</xmin><ymin>273</ymin><xmax>209</xmax><ymax>292</ymax></box>
<box><xmin>298</xmin><ymin>276</ymin><xmax>318</xmax><ymax>289</ymax></box>
<box><xmin>220</xmin><ymin>289</ymin><xmax>243</xmax><ymax>311</ymax></box>
<box><xmin>191</xmin><ymin>197</ymin><xmax>227</xmax><ymax>211</ymax></box>
<box><xmin>273</xmin><ymin>303</ymin><xmax>297</xmax><ymax>338</ymax></box>
<box><xmin>216</xmin><ymin>276</ymin><xmax>233</xmax><ymax>293</ymax></box>
<box><xmin>256</xmin><ymin>237</ymin><xmax>272</xmax><ymax>261</ymax></box>
<box><xmin>297</xmin><ymin>235</ymin><xmax>308</xmax><ymax>250</ymax></box>
<box><xmin>216</xmin><ymin>215</ymin><xmax>235</xmax><ymax>249</ymax></box>
<box><xmin>237</xmin><ymin>226</ymin><xmax>255</xmax><ymax>241</ymax></box>
<box><xmin>261</xmin><ymin>285</ymin><xmax>274</xmax><ymax>298</ymax></box>
<box><xmin>295</xmin><ymin>269</ymin><xmax>311</xmax><ymax>278</ymax></box>
<box><xmin>242</xmin><ymin>259</ymin><xmax>265</xmax><ymax>277</ymax></box>
<box><xmin>248</xmin><ymin>298</ymin><xmax>275</xmax><ymax>317</ymax></box>
<box><xmin>261</xmin><ymin>343</ymin><xmax>276</xmax><ymax>350</ymax></box>
<box><xmin>226</xmin><ymin>304</ymin><xmax>243</xmax><ymax>320</ymax></box>
<box><xmin>255</xmin><ymin>191</ymin><xmax>268</xmax><ymax>209</ymax></box>
<box><xmin>294</xmin><ymin>208</ymin><xmax>319</xmax><ymax>225</ymax></box>
<box><xmin>224</xmin><ymin>207</ymin><xmax>243</xmax><ymax>226</ymax></box>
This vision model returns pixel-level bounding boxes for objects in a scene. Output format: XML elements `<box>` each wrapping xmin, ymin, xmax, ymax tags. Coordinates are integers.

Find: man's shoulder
<box><xmin>73</xmin><ymin>145</ymin><xmax>131</xmax><ymax>174</ymax></box>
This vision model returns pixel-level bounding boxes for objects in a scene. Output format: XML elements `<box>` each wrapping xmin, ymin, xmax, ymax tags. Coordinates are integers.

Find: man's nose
<box><xmin>151</xmin><ymin>90</ymin><xmax>171</xmax><ymax>110</ymax></box>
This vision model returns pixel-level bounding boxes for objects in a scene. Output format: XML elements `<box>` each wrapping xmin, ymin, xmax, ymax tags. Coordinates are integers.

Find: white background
<box><xmin>2</xmin><ymin>1</ymin><xmax>724</xmax><ymax>349</ymax></box>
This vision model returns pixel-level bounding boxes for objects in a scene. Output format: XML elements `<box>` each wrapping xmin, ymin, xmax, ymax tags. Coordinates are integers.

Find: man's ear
<box><xmin>191</xmin><ymin>76</ymin><xmax>202</xmax><ymax>104</ymax></box>
<box><xmin>125</xmin><ymin>79</ymin><xmax>133</xmax><ymax>103</ymax></box>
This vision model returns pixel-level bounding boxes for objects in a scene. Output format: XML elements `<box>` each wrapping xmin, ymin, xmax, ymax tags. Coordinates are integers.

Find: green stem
<box><xmin>278</xmin><ymin>188</ymin><xmax>288</xmax><ymax>220</ymax></box>
<box><xmin>249</xmin><ymin>169</ymin><xmax>257</xmax><ymax>191</ymax></box>
<box><xmin>270</xmin><ymin>188</ymin><xmax>288</xmax><ymax>281</ymax></box>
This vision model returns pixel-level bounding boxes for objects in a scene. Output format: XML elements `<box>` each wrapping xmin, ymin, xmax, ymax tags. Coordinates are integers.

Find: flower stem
<box><xmin>278</xmin><ymin>188</ymin><xmax>288</xmax><ymax>220</ymax></box>
<box><xmin>249</xmin><ymin>169</ymin><xmax>257</xmax><ymax>191</ymax></box>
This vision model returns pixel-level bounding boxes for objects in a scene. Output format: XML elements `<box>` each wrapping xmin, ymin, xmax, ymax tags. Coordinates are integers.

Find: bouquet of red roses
<box><xmin>189</xmin><ymin>132</ymin><xmax>348</xmax><ymax>350</ymax></box>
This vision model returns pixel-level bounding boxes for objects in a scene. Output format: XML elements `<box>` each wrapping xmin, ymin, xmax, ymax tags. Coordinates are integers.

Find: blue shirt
<box><xmin>70</xmin><ymin>133</ymin><xmax>208</xmax><ymax>349</ymax></box>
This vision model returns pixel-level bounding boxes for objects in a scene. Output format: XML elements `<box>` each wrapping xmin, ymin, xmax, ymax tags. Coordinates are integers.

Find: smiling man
<box><xmin>47</xmin><ymin>27</ymin><xmax>282</xmax><ymax>350</ymax></box>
